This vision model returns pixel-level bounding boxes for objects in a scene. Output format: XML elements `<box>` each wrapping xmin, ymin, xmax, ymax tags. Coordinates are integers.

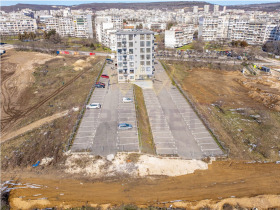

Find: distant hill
<box><xmin>1</xmin><ymin>1</ymin><xmax>280</xmax><ymax>13</ymax></box>
<box><xmin>1</xmin><ymin>1</ymin><xmax>211</xmax><ymax>12</ymax></box>
<box><xmin>227</xmin><ymin>2</ymin><xmax>280</xmax><ymax>12</ymax></box>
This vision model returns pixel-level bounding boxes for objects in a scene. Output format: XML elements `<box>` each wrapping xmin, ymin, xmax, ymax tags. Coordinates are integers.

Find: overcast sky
<box><xmin>1</xmin><ymin>0</ymin><xmax>280</xmax><ymax>6</ymax></box>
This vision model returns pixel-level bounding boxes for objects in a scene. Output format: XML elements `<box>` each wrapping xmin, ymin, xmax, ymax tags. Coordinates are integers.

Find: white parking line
<box><xmin>192</xmin><ymin>131</ymin><xmax>209</xmax><ymax>135</ymax></box>
<box><xmin>201</xmin><ymin>148</ymin><xmax>221</xmax><ymax>151</ymax></box>
<box><xmin>195</xmin><ymin>137</ymin><xmax>212</xmax><ymax>140</ymax></box>
<box><xmin>117</xmin><ymin>143</ymin><xmax>139</xmax><ymax>146</ymax></box>
<box><xmin>198</xmin><ymin>143</ymin><xmax>215</xmax><ymax>145</ymax></box>
<box><xmin>75</xmin><ymin>136</ymin><xmax>95</xmax><ymax>138</ymax></box>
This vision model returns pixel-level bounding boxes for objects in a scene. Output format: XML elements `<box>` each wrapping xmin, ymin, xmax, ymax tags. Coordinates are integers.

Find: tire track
<box><xmin>1</xmin><ymin>67</ymin><xmax>91</xmax><ymax>132</ymax></box>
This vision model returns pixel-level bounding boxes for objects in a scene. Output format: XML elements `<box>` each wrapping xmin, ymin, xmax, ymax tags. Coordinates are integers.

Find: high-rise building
<box><xmin>193</xmin><ymin>6</ymin><xmax>198</xmax><ymax>14</ymax></box>
<box><xmin>204</xmin><ymin>5</ymin><xmax>209</xmax><ymax>13</ymax></box>
<box><xmin>214</xmin><ymin>5</ymin><xmax>220</xmax><ymax>13</ymax></box>
<box><xmin>116</xmin><ymin>30</ymin><xmax>154</xmax><ymax>82</ymax></box>
<box><xmin>223</xmin><ymin>6</ymin><xmax>227</xmax><ymax>13</ymax></box>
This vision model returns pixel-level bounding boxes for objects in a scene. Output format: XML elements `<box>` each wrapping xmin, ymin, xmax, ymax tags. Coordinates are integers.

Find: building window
<box><xmin>146</xmin><ymin>67</ymin><xmax>151</xmax><ymax>72</ymax></box>
<box><xmin>146</xmin><ymin>41</ymin><xmax>151</xmax><ymax>47</ymax></box>
<box><xmin>146</xmin><ymin>34</ymin><xmax>151</xmax><ymax>39</ymax></box>
<box><xmin>119</xmin><ymin>69</ymin><xmax>123</xmax><ymax>73</ymax></box>
<box><xmin>140</xmin><ymin>48</ymin><xmax>145</xmax><ymax>53</ymax></box>
<box><xmin>129</xmin><ymin>55</ymin><xmax>134</xmax><ymax>60</ymax></box>
<box><xmin>130</xmin><ymin>69</ymin><xmax>134</xmax><ymax>73</ymax></box>
<box><xmin>129</xmin><ymin>42</ymin><xmax>133</xmax><ymax>47</ymax></box>
<box><xmin>118</xmin><ymin>56</ymin><xmax>122</xmax><ymax>61</ymax></box>
<box><xmin>140</xmin><ymin>34</ymin><xmax>145</xmax><ymax>40</ymax></box>
<box><xmin>140</xmin><ymin>41</ymin><xmax>145</xmax><ymax>47</ymax></box>
<box><xmin>146</xmin><ymin>54</ymin><xmax>151</xmax><ymax>60</ymax></box>
<box><xmin>140</xmin><ymin>55</ymin><xmax>145</xmax><ymax>60</ymax></box>
<box><xmin>140</xmin><ymin>61</ymin><xmax>145</xmax><ymax>65</ymax></box>
<box><xmin>130</xmin><ymin>76</ymin><xmax>134</xmax><ymax>79</ymax></box>
<box><xmin>117</xmin><ymin>42</ymin><xmax>122</xmax><ymax>47</ymax></box>
<box><xmin>119</xmin><ymin>76</ymin><xmax>123</xmax><ymax>80</ymax></box>
<box><xmin>130</xmin><ymin>62</ymin><xmax>134</xmax><ymax>67</ymax></box>
<box><xmin>146</xmin><ymin>61</ymin><xmax>151</xmax><ymax>65</ymax></box>
<box><xmin>118</xmin><ymin>62</ymin><xmax>123</xmax><ymax>67</ymax></box>
<box><xmin>129</xmin><ymin>49</ymin><xmax>133</xmax><ymax>54</ymax></box>
<box><xmin>129</xmin><ymin>34</ymin><xmax>133</xmax><ymax>40</ymax></box>
<box><xmin>118</xmin><ymin>49</ymin><xmax>122</xmax><ymax>54</ymax></box>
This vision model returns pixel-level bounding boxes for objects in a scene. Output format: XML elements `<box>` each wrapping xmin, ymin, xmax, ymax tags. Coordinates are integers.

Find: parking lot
<box><xmin>143</xmin><ymin>89</ymin><xmax>177</xmax><ymax>155</ymax></box>
<box><xmin>117</xmin><ymin>84</ymin><xmax>139</xmax><ymax>152</ymax></box>
<box><xmin>141</xmin><ymin>61</ymin><xmax>223</xmax><ymax>159</ymax></box>
<box><xmin>71</xmin><ymin>63</ymin><xmax>139</xmax><ymax>155</ymax></box>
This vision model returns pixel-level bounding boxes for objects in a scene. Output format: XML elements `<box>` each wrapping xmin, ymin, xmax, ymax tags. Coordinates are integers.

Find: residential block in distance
<box><xmin>116</xmin><ymin>29</ymin><xmax>155</xmax><ymax>83</ymax></box>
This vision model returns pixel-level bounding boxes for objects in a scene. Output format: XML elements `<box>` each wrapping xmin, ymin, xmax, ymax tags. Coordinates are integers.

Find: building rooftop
<box><xmin>116</xmin><ymin>29</ymin><xmax>154</xmax><ymax>35</ymax></box>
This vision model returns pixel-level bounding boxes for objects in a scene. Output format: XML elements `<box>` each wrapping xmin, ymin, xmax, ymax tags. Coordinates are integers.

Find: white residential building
<box><xmin>165</xmin><ymin>24</ymin><xmax>194</xmax><ymax>48</ymax></box>
<box><xmin>95</xmin><ymin>15</ymin><xmax>123</xmax><ymax>49</ymax></box>
<box><xmin>204</xmin><ymin>5</ymin><xmax>210</xmax><ymax>14</ymax></box>
<box><xmin>116</xmin><ymin>30</ymin><xmax>154</xmax><ymax>82</ymax></box>
<box><xmin>45</xmin><ymin>15</ymin><xmax>93</xmax><ymax>38</ymax></box>
<box><xmin>193</xmin><ymin>6</ymin><xmax>198</xmax><ymax>14</ymax></box>
<box><xmin>144</xmin><ymin>22</ymin><xmax>166</xmax><ymax>30</ymax></box>
<box><xmin>214</xmin><ymin>5</ymin><xmax>220</xmax><ymax>13</ymax></box>
<box><xmin>0</xmin><ymin>15</ymin><xmax>37</xmax><ymax>35</ymax></box>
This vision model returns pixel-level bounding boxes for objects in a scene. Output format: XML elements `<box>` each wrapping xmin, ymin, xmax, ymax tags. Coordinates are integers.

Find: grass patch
<box><xmin>134</xmin><ymin>85</ymin><xmax>155</xmax><ymax>154</ymax></box>
<box><xmin>177</xmin><ymin>43</ymin><xmax>193</xmax><ymax>50</ymax></box>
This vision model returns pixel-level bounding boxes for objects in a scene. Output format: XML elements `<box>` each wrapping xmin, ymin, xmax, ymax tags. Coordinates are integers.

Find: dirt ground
<box><xmin>2</xmin><ymin>160</ymin><xmax>280</xmax><ymax>209</ymax></box>
<box><xmin>1</xmin><ymin>49</ymin><xmax>105</xmax><ymax>169</ymax></box>
<box><xmin>163</xmin><ymin>60</ymin><xmax>280</xmax><ymax>161</ymax></box>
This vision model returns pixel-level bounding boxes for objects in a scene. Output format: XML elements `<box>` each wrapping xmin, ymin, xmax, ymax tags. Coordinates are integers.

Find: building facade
<box><xmin>116</xmin><ymin>30</ymin><xmax>154</xmax><ymax>82</ymax></box>
<box><xmin>45</xmin><ymin>15</ymin><xmax>93</xmax><ymax>38</ymax></box>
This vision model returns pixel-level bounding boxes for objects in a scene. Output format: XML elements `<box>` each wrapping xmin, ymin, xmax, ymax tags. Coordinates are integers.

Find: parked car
<box><xmin>86</xmin><ymin>103</ymin><xmax>101</xmax><ymax>109</ymax></box>
<box><xmin>96</xmin><ymin>82</ymin><xmax>105</xmax><ymax>86</ymax></box>
<box><xmin>122</xmin><ymin>97</ymin><xmax>133</xmax><ymax>103</ymax></box>
<box><xmin>95</xmin><ymin>83</ymin><xmax>105</xmax><ymax>88</ymax></box>
<box><xmin>118</xmin><ymin>123</ymin><xmax>133</xmax><ymax>130</ymax></box>
<box><xmin>101</xmin><ymin>74</ymin><xmax>109</xmax><ymax>79</ymax></box>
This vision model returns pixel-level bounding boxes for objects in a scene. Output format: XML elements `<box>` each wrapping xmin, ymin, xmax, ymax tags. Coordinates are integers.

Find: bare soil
<box><xmin>1</xmin><ymin>49</ymin><xmax>105</xmax><ymax>168</ymax></box>
<box><xmin>3</xmin><ymin>160</ymin><xmax>280</xmax><ymax>209</ymax></box>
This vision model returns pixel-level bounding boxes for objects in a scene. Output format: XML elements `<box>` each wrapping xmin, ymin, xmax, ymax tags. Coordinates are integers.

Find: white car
<box><xmin>122</xmin><ymin>97</ymin><xmax>133</xmax><ymax>103</ymax></box>
<box><xmin>86</xmin><ymin>103</ymin><xmax>101</xmax><ymax>109</ymax></box>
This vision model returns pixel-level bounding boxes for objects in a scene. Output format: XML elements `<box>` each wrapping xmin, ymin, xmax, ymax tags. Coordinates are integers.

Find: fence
<box><xmin>160</xmin><ymin>60</ymin><xmax>229</xmax><ymax>157</ymax></box>
<box><xmin>65</xmin><ymin>58</ymin><xmax>107</xmax><ymax>151</ymax></box>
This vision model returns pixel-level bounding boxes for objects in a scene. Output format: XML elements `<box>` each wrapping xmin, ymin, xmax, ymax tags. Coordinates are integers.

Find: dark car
<box><xmin>95</xmin><ymin>83</ymin><xmax>105</xmax><ymax>88</ymax></box>
<box><xmin>96</xmin><ymin>82</ymin><xmax>105</xmax><ymax>86</ymax></box>
<box><xmin>101</xmin><ymin>74</ymin><xmax>109</xmax><ymax>79</ymax></box>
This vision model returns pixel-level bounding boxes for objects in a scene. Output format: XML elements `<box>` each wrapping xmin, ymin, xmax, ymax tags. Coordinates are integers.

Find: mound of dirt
<box><xmin>73</xmin><ymin>57</ymin><xmax>95</xmax><ymax>71</ymax></box>
<box><xmin>64</xmin><ymin>153</ymin><xmax>209</xmax><ymax>177</ymax></box>
<box><xmin>236</xmin><ymin>77</ymin><xmax>280</xmax><ymax>111</ymax></box>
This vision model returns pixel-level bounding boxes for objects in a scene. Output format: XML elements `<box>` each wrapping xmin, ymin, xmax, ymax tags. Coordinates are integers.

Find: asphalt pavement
<box><xmin>142</xmin><ymin>60</ymin><xmax>223</xmax><ymax>159</ymax></box>
<box><xmin>71</xmin><ymin>62</ymin><xmax>139</xmax><ymax>155</ymax></box>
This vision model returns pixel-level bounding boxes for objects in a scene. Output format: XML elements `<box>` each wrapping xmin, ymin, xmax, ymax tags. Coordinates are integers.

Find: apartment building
<box><xmin>95</xmin><ymin>15</ymin><xmax>123</xmax><ymax>49</ymax></box>
<box><xmin>0</xmin><ymin>15</ymin><xmax>37</xmax><ymax>35</ymax></box>
<box><xmin>165</xmin><ymin>24</ymin><xmax>194</xmax><ymax>48</ymax></box>
<box><xmin>116</xmin><ymin>30</ymin><xmax>154</xmax><ymax>82</ymax></box>
<box><xmin>144</xmin><ymin>22</ymin><xmax>166</xmax><ymax>31</ymax></box>
<box><xmin>45</xmin><ymin>15</ymin><xmax>93</xmax><ymax>38</ymax></box>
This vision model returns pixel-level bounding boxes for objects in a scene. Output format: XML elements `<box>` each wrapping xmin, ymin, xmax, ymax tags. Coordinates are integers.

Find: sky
<box><xmin>1</xmin><ymin>0</ymin><xmax>280</xmax><ymax>6</ymax></box>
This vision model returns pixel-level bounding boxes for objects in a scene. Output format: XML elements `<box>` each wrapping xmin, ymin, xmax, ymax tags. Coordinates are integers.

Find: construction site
<box><xmin>1</xmin><ymin>49</ymin><xmax>280</xmax><ymax>209</ymax></box>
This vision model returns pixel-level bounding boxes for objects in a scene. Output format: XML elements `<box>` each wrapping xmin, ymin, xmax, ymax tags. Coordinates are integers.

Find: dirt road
<box><xmin>0</xmin><ymin>110</ymin><xmax>69</xmax><ymax>142</ymax></box>
<box><xmin>4</xmin><ymin>161</ymin><xmax>280</xmax><ymax>209</ymax></box>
